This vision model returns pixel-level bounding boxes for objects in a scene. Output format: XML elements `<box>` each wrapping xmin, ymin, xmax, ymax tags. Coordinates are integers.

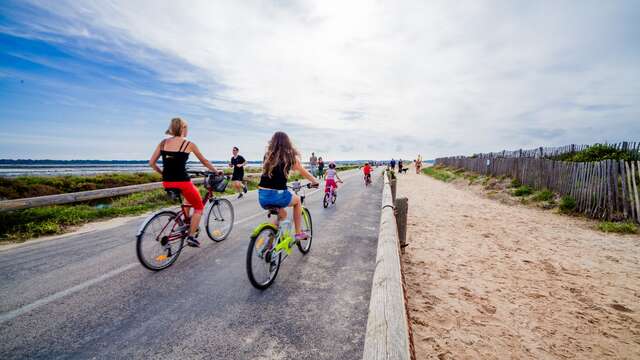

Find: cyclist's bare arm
<box><xmin>189</xmin><ymin>142</ymin><xmax>219</xmax><ymax>173</ymax></box>
<box><xmin>293</xmin><ymin>159</ymin><xmax>319</xmax><ymax>186</ymax></box>
<box><xmin>149</xmin><ymin>143</ymin><xmax>162</xmax><ymax>175</ymax></box>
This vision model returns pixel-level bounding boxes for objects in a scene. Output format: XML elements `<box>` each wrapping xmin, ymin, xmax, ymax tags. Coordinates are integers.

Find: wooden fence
<box><xmin>435</xmin><ymin>156</ymin><xmax>640</xmax><ymax>223</ymax></box>
<box><xmin>471</xmin><ymin>141</ymin><xmax>640</xmax><ymax>160</ymax></box>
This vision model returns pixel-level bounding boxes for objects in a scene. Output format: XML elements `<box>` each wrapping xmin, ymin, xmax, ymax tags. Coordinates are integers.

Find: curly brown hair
<box><xmin>262</xmin><ymin>131</ymin><xmax>300</xmax><ymax>178</ymax></box>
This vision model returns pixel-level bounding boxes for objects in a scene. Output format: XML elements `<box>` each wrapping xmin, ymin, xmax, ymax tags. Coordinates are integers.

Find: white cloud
<box><xmin>14</xmin><ymin>0</ymin><xmax>640</xmax><ymax>159</ymax></box>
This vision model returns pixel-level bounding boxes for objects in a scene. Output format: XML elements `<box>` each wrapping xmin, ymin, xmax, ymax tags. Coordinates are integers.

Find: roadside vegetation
<box><xmin>421</xmin><ymin>166</ymin><xmax>458</xmax><ymax>182</ymax></box>
<box><xmin>422</xmin><ymin>164</ymin><xmax>638</xmax><ymax>234</ymax></box>
<box><xmin>597</xmin><ymin>221</ymin><xmax>639</xmax><ymax>234</ymax></box>
<box><xmin>0</xmin><ymin>166</ymin><xmax>358</xmax><ymax>243</ymax></box>
<box><xmin>550</xmin><ymin>143</ymin><xmax>638</xmax><ymax>162</ymax></box>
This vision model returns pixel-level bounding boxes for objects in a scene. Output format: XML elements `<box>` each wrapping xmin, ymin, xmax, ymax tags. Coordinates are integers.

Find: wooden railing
<box><xmin>362</xmin><ymin>171</ymin><xmax>412</xmax><ymax>360</ymax></box>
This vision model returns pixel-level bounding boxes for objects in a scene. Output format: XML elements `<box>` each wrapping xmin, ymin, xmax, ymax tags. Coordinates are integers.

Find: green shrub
<box><xmin>510</xmin><ymin>178</ymin><xmax>521</xmax><ymax>188</ymax></box>
<box><xmin>513</xmin><ymin>185</ymin><xmax>533</xmax><ymax>196</ymax></box>
<box><xmin>532</xmin><ymin>189</ymin><xmax>554</xmax><ymax>202</ymax></box>
<box><xmin>559</xmin><ymin>196</ymin><xmax>577</xmax><ymax>213</ymax></box>
<box><xmin>598</xmin><ymin>221</ymin><xmax>638</xmax><ymax>234</ymax></box>
<box><xmin>552</xmin><ymin>144</ymin><xmax>636</xmax><ymax>162</ymax></box>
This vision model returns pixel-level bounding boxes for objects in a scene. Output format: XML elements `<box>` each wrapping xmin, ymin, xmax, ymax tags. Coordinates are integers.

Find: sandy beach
<box><xmin>398</xmin><ymin>168</ymin><xmax>640</xmax><ymax>359</ymax></box>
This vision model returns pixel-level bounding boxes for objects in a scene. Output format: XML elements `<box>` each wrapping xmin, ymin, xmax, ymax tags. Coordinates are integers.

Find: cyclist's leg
<box><xmin>181</xmin><ymin>182</ymin><xmax>204</xmax><ymax>236</ymax></box>
<box><xmin>288</xmin><ymin>194</ymin><xmax>303</xmax><ymax>235</ymax></box>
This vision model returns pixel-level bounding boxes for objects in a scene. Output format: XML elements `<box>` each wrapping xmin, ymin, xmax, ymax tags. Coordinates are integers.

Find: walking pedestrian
<box><xmin>317</xmin><ymin>157</ymin><xmax>325</xmax><ymax>179</ymax></box>
<box><xmin>309</xmin><ymin>152</ymin><xmax>318</xmax><ymax>176</ymax></box>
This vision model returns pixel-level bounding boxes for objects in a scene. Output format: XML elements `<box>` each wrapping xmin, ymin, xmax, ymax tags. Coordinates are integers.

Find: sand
<box><xmin>397</xmin><ymin>167</ymin><xmax>640</xmax><ymax>359</ymax></box>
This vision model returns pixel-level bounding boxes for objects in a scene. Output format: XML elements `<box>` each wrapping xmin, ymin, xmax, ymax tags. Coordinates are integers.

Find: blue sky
<box><xmin>1</xmin><ymin>0</ymin><xmax>639</xmax><ymax>160</ymax></box>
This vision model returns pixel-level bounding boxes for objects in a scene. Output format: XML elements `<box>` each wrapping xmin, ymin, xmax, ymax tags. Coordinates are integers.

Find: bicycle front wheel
<box><xmin>206</xmin><ymin>198</ymin><xmax>234</xmax><ymax>242</ymax></box>
<box><xmin>246</xmin><ymin>228</ymin><xmax>280</xmax><ymax>289</ymax></box>
<box><xmin>297</xmin><ymin>207</ymin><xmax>313</xmax><ymax>254</ymax></box>
<box><xmin>136</xmin><ymin>210</ymin><xmax>184</xmax><ymax>271</ymax></box>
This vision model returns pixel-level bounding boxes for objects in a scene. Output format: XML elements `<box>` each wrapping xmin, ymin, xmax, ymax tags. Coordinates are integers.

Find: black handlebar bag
<box><xmin>205</xmin><ymin>174</ymin><xmax>228</xmax><ymax>192</ymax></box>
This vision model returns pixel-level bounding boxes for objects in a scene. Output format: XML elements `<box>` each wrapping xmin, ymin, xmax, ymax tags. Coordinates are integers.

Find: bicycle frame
<box><xmin>251</xmin><ymin>184</ymin><xmax>309</xmax><ymax>258</ymax></box>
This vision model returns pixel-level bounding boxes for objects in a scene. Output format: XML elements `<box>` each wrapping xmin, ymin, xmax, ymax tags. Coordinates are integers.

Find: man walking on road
<box><xmin>309</xmin><ymin>152</ymin><xmax>318</xmax><ymax>176</ymax></box>
<box><xmin>390</xmin><ymin>158</ymin><xmax>396</xmax><ymax>170</ymax></box>
<box><xmin>230</xmin><ymin>146</ymin><xmax>248</xmax><ymax>199</ymax></box>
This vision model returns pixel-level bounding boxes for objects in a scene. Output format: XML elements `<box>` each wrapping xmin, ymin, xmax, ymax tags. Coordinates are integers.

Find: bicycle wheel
<box><xmin>246</xmin><ymin>228</ymin><xmax>280</xmax><ymax>289</ymax></box>
<box><xmin>323</xmin><ymin>193</ymin><xmax>329</xmax><ymax>208</ymax></box>
<box><xmin>206</xmin><ymin>198</ymin><xmax>234</xmax><ymax>242</ymax></box>
<box><xmin>332</xmin><ymin>192</ymin><xmax>337</xmax><ymax>204</ymax></box>
<box><xmin>136</xmin><ymin>210</ymin><xmax>185</xmax><ymax>271</ymax></box>
<box><xmin>297</xmin><ymin>207</ymin><xmax>313</xmax><ymax>254</ymax></box>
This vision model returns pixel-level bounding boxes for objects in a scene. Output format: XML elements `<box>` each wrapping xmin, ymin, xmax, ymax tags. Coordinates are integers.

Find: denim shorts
<box><xmin>258</xmin><ymin>189</ymin><xmax>293</xmax><ymax>209</ymax></box>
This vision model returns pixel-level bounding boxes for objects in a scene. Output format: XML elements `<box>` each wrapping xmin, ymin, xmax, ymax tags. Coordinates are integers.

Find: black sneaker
<box><xmin>186</xmin><ymin>236</ymin><xmax>200</xmax><ymax>248</ymax></box>
<box><xmin>237</xmin><ymin>193</ymin><xmax>244</xmax><ymax>199</ymax></box>
<box><xmin>243</xmin><ymin>184</ymin><xmax>248</xmax><ymax>193</ymax></box>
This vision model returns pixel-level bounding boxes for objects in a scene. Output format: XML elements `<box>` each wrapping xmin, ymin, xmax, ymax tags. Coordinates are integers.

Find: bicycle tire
<box><xmin>246</xmin><ymin>228</ymin><xmax>281</xmax><ymax>289</ymax></box>
<box><xmin>332</xmin><ymin>192</ymin><xmax>337</xmax><ymax>204</ymax></box>
<box><xmin>206</xmin><ymin>198</ymin><xmax>234</xmax><ymax>242</ymax></box>
<box><xmin>323</xmin><ymin>193</ymin><xmax>329</xmax><ymax>208</ymax></box>
<box><xmin>297</xmin><ymin>207</ymin><xmax>313</xmax><ymax>254</ymax></box>
<box><xmin>136</xmin><ymin>210</ymin><xmax>184</xmax><ymax>271</ymax></box>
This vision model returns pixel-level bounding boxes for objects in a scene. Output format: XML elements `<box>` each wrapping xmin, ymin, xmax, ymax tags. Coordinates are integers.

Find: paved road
<box><xmin>0</xmin><ymin>168</ymin><xmax>383</xmax><ymax>359</ymax></box>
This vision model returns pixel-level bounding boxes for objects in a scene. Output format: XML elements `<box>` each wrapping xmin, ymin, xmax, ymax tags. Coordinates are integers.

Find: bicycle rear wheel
<box><xmin>136</xmin><ymin>210</ymin><xmax>185</xmax><ymax>271</ymax></box>
<box><xmin>246</xmin><ymin>228</ymin><xmax>281</xmax><ymax>289</ymax></box>
<box><xmin>297</xmin><ymin>207</ymin><xmax>313</xmax><ymax>254</ymax></box>
<box><xmin>206</xmin><ymin>198</ymin><xmax>234</xmax><ymax>242</ymax></box>
<box><xmin>323</xmin><ymin>193</ymin><xmax>329</xmax><ymax>208</ymax></box>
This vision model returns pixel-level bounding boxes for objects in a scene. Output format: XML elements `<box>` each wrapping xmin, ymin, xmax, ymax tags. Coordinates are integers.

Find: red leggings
<box><xmin>163</xmin><ymin>181</ymin><xmax>204</xmax><ymax>213</ymax></box>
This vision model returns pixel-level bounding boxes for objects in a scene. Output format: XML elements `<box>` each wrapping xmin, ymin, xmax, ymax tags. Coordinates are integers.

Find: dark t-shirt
<box><xmin>231</xmin><ymin>155</ymin><xmax>246</xmax><ymax>180</ymax></box>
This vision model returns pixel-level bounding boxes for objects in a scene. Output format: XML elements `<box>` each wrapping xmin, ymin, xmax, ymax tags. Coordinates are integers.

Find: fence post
<box><xmin>395</xmin><ymin>197</ymin><xmax>409</xmax><ymax>250</ymax></box>
<box><xmin>390</xmin><ymin>178</ymin><xmax>397</xmax><ymax>202</ymax></box>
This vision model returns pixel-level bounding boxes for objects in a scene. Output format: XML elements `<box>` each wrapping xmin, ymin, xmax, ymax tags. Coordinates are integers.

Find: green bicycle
<box><xmin>246</xmin><ymin>181</ymin><xmax>315</xmax><ymax>289</ymax></box>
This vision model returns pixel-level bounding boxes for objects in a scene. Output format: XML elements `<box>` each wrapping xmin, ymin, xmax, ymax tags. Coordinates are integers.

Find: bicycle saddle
<box><xmin>264</xmin><ymin>206</ymin><xmax>280</xmax><ymax>216</ymax></box>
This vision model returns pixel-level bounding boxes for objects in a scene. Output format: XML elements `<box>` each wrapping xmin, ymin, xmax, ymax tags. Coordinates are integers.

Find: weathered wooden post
<box><xmin>388</xmin><ymin>171</ymin><xmax>397</xmax><ymax>201</ymax></box>
<box><xmin>395</xmin><ymin>197</ymin><xmax>408</xmax><ymax>250</ymax></box>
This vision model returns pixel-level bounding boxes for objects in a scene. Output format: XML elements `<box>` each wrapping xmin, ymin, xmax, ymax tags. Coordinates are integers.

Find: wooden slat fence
<box><xmin>434</xmin><ymin>156</ymin><xmax>640</xmax><ymax>223</ymax></box>
<box><xmin>470</xmin><ymin>141</ymin><xmax>640</xmax><ymax>160</ymax></box>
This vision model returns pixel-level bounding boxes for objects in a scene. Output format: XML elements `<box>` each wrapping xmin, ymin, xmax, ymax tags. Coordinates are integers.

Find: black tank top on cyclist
<box><xmin>160</xmin><ymin>139</ymin><xmax>190</xmax><ymax>182</ymax></box>
<box><xmin>259</xmin><ymin>163</ymin><xmax>288</xmax><ymax>190</ymax></box>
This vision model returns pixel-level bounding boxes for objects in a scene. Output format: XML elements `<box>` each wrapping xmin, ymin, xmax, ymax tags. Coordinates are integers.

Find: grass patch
<box><xmin>598</xmin><ymin>221</ymin><xmax>639</xmax><ymax>234</ymax></box>
<box><xmin>513</xmin><ymin>185</ymin><xmax>533</xmax><ymax>197</ymax></box>
<box><xmin>532</xmin><ymin>189</ymin><xmax>554</xmax><ymax>202</ymax></box>
<box><xmin>559</xmin><ymin>196</ymin><xmax>577</xmax><ymax>213</ymax></box>
<box><xmin>422</xmin><ymin>166</ymin><xmax>457</xmax><ymax>182</ymax></box>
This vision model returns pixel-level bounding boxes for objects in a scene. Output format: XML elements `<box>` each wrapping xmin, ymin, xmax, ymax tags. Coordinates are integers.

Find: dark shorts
<box><xmin>232</xmin><ymin>169</ymin><xmax>244</xmax><ymax>181</ymax></box>
<box><xmin>258</xmin><ymin>189</ymin><xmax>293</xmax><ymax>209</ymax></box>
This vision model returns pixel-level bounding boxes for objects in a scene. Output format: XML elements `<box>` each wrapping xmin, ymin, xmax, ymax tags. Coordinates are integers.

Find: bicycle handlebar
<box><xmin>186</xmin><ymin>170</ymin><xmax>225</xmax><ymax>177</ymax></box>
<box><xmin>288</xmin><ymin>181</ymin><xmax>320</xmax><ymax>192</ymax></box>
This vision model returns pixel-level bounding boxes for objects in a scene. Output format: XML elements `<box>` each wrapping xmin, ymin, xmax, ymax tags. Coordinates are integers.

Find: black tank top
<box><xmin>259</xmin><ymin>163</ymin><xmax>288</xmax><ymax>190</ymax></box>
<box><xmin>161</xmin><ymin>139</ymin><xmax>190</xmax><ymax>182</ymax></box>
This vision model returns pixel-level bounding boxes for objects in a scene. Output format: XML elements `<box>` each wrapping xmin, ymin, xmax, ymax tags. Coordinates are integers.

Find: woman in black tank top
<box><xmin>258</xmin><ymin>132</ymin><xmax>319</xmax><ymax>241</ymax></box>
<box><xmin>149</xmin><ymin>117</ymin><xmax>221</xmax><ymax>248</ymax></box>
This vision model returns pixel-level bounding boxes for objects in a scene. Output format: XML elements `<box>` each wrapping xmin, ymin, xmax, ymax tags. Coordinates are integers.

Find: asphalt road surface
<box><xmin>0</xmin><ymin>168</ymin><xmax>383</xmax><ymax>359</ymax></box>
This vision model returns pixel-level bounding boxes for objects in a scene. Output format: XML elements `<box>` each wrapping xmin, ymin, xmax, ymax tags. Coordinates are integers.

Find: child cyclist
<box><xmin>324</xmin><ymin>162</ymin><xmax>344</xmax><ymax>194</ymax></box>
<box><xmin>258</xmin><ymin>132</ymin><xmax>319</xmax><ymax>241</ymax></box>
<box><xmin>362</xmin><ymin>162</ymin><xmax>373</xmax><ymax>184</ymax></box>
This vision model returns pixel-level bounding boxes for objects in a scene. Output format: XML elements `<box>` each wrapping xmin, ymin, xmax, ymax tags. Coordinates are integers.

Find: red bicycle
<box><xmin>364</xmin><ymin>173</ymin><xmax>372</xmax><ymax>187</ymax></box>
<box><xmin>136</xmin><ymin>171</ymin><xmax>234</xmax><ymax>271</ymax></box>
